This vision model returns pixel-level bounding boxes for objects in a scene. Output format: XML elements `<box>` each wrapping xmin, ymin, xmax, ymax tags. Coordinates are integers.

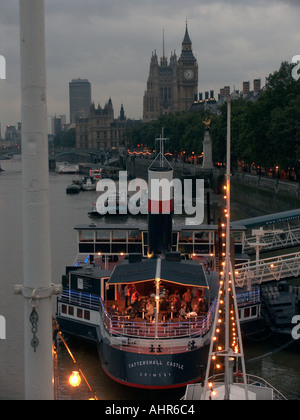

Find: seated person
<box><xmin>109</xmin><ymin>304</ymin><xmax>118</xmax><ymax>317</ymax></box>
<box><xmin>134</xmin><ymin>296</ymin><xmax>144</xmax><ymax>318</ymax></box>
<box><xmin>179</xmin><ymin>304</ymin><xmax>187</xmax><ymax>320</ymax></box>
<box><xmin>125</xmin><ymin>305</ymin><xmax>136</xmax><ymax>319</ymax></box>
<box><xmin>145</xmin><ymin>300</ymin><xmax>154</xmax><ymax>321</ymax></box>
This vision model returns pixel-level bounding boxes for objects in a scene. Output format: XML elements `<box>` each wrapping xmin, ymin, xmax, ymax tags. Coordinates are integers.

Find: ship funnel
<box><xmin>147</xmin><ymin>132</ymin><xmax>173</xmax><ymax>257</ymax></box>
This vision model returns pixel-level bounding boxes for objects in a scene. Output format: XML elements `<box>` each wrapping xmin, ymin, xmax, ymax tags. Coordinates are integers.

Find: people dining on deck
<box><xmin>182</xmin><ymin>288</ymin><xmax>192</xmax><ymax>312</ymax></box>
<box><xmin>124</xmin><ymin>284</ymin><xmax>131</xmax><ymax>308</ymax></box>
<box><xmin>131</xmin><ymin>288</ymin><xmax>140</xmax><ymax>305</ymax></box>
<box><xmin>145</xmin><ymin>299</ymin><xmax>154</xmax><ymax>321</ymax></box>
<box><xmin>179</xmin><ymin>304</ymin><xmax>187</xmax><ymax>320</ymax></box>
<box><xmin>173</xmin><ymin>290</ymin><xmax>181</xmax><ymax>314</ymax></box>
<box><xmin>117</xmin><ymin>284</ymin><xmax>207</xmax><ymax>322</ymax></box>
<box><xmin>109</xmin><ymin>304</ymin><xmax>119</xmax><ymax>316</ymax></box>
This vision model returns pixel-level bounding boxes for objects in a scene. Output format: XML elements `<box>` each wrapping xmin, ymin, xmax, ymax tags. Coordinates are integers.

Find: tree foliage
<box><xmin>127</xmin><ymin>61</ymin><xmax>300</xmax><ymax>175</ymax></box>
<box><xmin>53</xmin><ymin>128</ymin><xmax>76</xmax><ymax>148</ymax></box>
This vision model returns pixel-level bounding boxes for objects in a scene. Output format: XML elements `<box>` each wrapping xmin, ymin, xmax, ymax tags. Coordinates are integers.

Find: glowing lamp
<box><xmin>69</xmin><ymin>371</ymin><xmax>81</xmax><ymax>387</ymax></box>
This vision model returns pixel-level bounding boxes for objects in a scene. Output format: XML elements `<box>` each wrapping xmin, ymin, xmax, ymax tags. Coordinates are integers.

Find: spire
<box><xmin>183</xmin><ymin>20</ymin><xmax>192</xmax><ymax>47</ymax></box>
<box><xmin>160</xmin><ymin>29</ymin><xmax>167</xmax><ymax>66</ymax></box>
<box><xmin>179</xmin><ymin>20</ymin><xmax>196</xmax><ymax>61</ymax></box>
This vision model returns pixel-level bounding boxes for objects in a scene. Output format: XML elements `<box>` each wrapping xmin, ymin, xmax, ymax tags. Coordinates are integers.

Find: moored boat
<box><xmin>66</xmin><ymin>180</ymin><xmax>81</xmax><ymax>194</ymax></box>
<box><xmin>56</xmin><ymin>142</ymin><xmax>219</xmax><ymax>389</ymax></box>
<box><xmin>56</xmin><ymin>162</ymin><xmax>79</xmax><ymax>174</ymax></box>
<box><xmin>56</xmin><ymin>255</ymin><xmax>217</xmax><ymax>389</ymax></box>
<box><xmin>81</xmin><ymin>175</ymin><xmax>96</xmax><ymax>191</ymax></box>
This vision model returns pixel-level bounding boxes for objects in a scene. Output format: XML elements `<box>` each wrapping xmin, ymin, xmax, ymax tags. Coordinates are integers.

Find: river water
<box><xmin>0</xmin><ymin>156</ymin><xmax>299</xmax><ymax>400</ymax></box>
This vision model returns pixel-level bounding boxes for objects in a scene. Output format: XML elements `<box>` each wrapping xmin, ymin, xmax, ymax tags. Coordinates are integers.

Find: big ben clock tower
<box><xmin>177</xmin><ymin>22</ymin><xmax>198</xmax><ymax>112</ymax></box>
<box><xmin>143</xmin><ymin>23</ymin><xmax>198</xmax><ymax>121</ymax></box>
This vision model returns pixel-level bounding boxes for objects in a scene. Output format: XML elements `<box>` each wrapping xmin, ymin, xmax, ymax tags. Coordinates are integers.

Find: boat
<box><xmin>89</xmin><ymin>169</ymin><xmax>102</xmax><ymax>180</ymax></box>
<box><xmin>88</xmin><ymin>192</ymin><xmax>129</xmax><ymax>217</ymax></box>
<box><xmin>56</xmin><ymin>143</ymin><xmax>220</xmax><ymax>389</ymax></box>
<box><xmin>56</xmin><ymin>253</ymin><xmax>217</xmax><ymax>389</ymax></box>
<box><xmin>81</xmin><ymin>175</ymin><xmax>96</xmax><ymax>191</ymax></box>
<box><xmin>56</xmin><ymin>162</ymin><xmax>79</xmax><ymax>174</ymax></box>
<box><xmin>55</xmin><ymin>131</ymin><xmax>269</xmax><ymax>390</ymax></box>
<box><xmin>66</xmin><ymin>180</ymin><xmax>81</xmax><ymax>194</ymax></box>
<box><xmin>0</xmin><ymin>153</ymin><xmax>13</xmax><ymax>160</ymax></box>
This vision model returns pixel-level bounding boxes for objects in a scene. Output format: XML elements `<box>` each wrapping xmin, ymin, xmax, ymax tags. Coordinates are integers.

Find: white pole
<box><xmin>223</xmin><ymin>98</ymin><xmax>231</xmax><ymax>399</ymax></box>
<box><xmin>18</xmin><ymin>0</ymin><xmax>55</xmax><ymax>400</ymax></box>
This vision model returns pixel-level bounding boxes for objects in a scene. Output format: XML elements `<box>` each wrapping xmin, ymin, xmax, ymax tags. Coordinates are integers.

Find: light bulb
<box><xmin>69</xmin><ymin>371</ymin><xmax>81</xmax><ymax>387</ymax></box>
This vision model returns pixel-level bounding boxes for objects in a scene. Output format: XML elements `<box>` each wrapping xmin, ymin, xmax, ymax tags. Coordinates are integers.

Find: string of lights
<box><xmin>52</xmin><ymin>323</ymin><xmax>99</xmax><ymax>400</ymax></box>
<box><xmin>202</xmin><ymin>99</ymin><xmax>249</xmax><ymax>400</ymax></box>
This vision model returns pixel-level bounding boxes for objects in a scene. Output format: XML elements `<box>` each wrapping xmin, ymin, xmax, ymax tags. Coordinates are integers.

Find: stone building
<box><xmin>143</xmin><ymin>23</ymin><xmax>198</xmax><ymax>121</ymax></box>
<box><xmin>75</xmin><ymin>99</ymin><xmax>135</xmax><ymax>150</ymax></box>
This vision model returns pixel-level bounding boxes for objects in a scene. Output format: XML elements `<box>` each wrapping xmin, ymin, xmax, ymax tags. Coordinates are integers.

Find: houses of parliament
<box><xmin>75</xmin><ymin>23</ymin><xmax>198</xmax><ymax>150</ymax></box>
<box><xmin>143</xmin><ymin>23</ymin><xmax>198</xmax><ymax>122</ymax></box>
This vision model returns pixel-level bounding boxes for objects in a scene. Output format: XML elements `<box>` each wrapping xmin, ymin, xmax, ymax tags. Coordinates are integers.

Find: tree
<box><xmin>53</xmin><ymin>128</ymin><xmax>76</xmax><ymax>148</ymax></box>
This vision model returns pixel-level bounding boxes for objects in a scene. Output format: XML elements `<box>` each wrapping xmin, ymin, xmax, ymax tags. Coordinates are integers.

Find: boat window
<box><xmin>194</xmin><ymin>231</ymin><xmax>209</xmax><ymax>243</ymax></box>
<box><xmin>251</xmin><ymin>306</ymin><xmax>257</xmax><ymax>317</ymax></box>
<box><xmin>68</xmin><ymin>306</ymin><xmax>74</xmax><ymax>316</ymax></box>
<box><xmin>77</xmin><ymin>308</ymin><xmax>83</xmax><ymax>318</ymax></box>
<box><xmin>179</xmin><ymin>231</ymin><xmax>193</xmax><ymax>243</ymax></box>
<box><xmin>232</xmin><ymin>231</ymin><xmax>243</xmax><ymax>243</ymax></box>
<box><xmin>79</xmin><ymin>230</ymin><xmax>94</xmax><ymax>242</ymax></box>
<box><xmin>96</xmin><ymin>230</ymin><xmax>111</xmax><ymax>242</ymax></box>
<box><xmin>244</xmin><ymin>308</ymin><xmax>250</xmax><ymax>318</ymax></box>
<box><xmin>62</xmin><ymin>304</ymin><xmax>67</xmax><ymax>314</ymax></box>
<box><xmin>128</xmin><ymin>244</ymin><xmax>143</xmax><ymax>253</ymax></box>
<box><xmin>112</xmin><ymin>231</ymin><xmax>127</xmax><ymax>242</ymax></box>
<box><xmin>84</xmin><ymin>310</ymin><xmax>90</xmax><ymax>320</ymax></box>
<box><xmin>128</xmin><ymin>230</ymin><xmax>142</xmax><ymax>242</ymax></box>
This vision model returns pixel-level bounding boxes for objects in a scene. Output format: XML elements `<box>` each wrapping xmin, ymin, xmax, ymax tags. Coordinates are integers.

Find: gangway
<box><xmin>243</xmin><ymin>225</ymin><xmax>300</xmax><ymax>254</ymax></box>
<box><xmin>234</xmin><ymin>251</ymin><xmax>300</xmax><ymax>289</ymax></box>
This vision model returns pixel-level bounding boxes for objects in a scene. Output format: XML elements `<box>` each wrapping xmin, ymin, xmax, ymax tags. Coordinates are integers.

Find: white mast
<box><xmin>15</xmin><ymin>0</ymin><xmax>61</xmax><ymax>400</ymax></box>
<box><xmin>203</xmin><ymin>97</ymin><xmax>249</xmax><ymax>400</ymax></box>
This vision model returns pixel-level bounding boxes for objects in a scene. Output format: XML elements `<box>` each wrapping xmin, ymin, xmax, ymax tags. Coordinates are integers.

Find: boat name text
<box><xmin>128</xmin><ymin>359</ymin><xmax>184</xmax><ymax>370</ymax></box>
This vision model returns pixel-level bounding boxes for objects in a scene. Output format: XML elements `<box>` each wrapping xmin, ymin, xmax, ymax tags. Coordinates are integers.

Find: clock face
<box><xmin>184</xmin><ymin>69</ymin><xmax>194</xmax><ymax>80</ymax></box>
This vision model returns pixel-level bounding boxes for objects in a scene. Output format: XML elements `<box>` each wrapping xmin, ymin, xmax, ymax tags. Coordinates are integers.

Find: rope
<box><xmin>52</xmin><ymin>320</ymin><xmax>99</xmax><ymax>400</ymax></box>
<box><xmin>246</xmin><ymin>339</ymin><xmax>295</xmax><ymax>364</ymax></box>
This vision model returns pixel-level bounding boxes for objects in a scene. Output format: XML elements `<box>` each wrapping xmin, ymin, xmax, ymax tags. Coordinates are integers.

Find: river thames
<box><xmin>0</xmin><ymin>156</ymin><xmax>299</xmax><ymax>400</ymax></box>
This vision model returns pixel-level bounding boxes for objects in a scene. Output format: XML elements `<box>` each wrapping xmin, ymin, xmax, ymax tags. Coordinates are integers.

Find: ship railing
<box><xmin>208</xmin><ymin>373</ymin><xmax>287</xmax><ymax>400</ymax></box>
<box><xmin>59</xmin><ymin>289</ymin><xmax>102</xmax><ymax>310</ymax></box>
<box><xmin>100</xmin><ymin>299</ymin><xmax>217</xmax><ymax>340</ymax></box>
<box><xmin>58</xmin><ymin>289</ymin><xmax>217</xmax><ymax>339</ymax></box>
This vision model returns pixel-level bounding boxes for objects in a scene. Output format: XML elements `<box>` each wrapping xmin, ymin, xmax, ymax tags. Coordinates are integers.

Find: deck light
<box><xmin>69</xmin><ymin>371</ymin><xmax>81</xmax><ymax>387</ymax></box>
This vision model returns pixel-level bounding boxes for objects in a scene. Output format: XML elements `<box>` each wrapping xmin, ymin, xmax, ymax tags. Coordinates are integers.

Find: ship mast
<box><xmin>203</xmin><ymin>98</ymin><xmax>249</xmax><ymax>400</ymax></box>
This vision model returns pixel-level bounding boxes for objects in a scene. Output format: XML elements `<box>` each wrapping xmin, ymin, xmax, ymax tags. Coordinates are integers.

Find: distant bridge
<box><xmin>51</xmin><ymin>149</ymin><xmax>101</xmax><ymax>164</ymax></box>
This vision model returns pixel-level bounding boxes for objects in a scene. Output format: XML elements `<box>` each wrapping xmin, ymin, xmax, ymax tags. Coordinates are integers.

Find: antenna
<box><xmin>163</xmin><ymin>29</ymin><xmax>165</xmax><ymax>58</ymax></box>
<box><xmin>149</xmin><ymin>127</ymin><xmax>171</xmax><ymax>171</ymax></box>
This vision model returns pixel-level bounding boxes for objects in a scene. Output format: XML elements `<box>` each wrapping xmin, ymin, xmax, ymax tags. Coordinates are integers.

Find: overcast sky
<box><xmin>0</xmin><ymin>0</ymin><xmax>299</xmax><ymax>134</ymax></box>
